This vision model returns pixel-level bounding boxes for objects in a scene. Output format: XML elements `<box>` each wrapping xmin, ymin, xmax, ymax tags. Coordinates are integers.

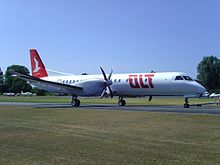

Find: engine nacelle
<box><xmin>77</xmin><ymin>79</ymin><xmax>105</xmax><ymax>96</ymax></box>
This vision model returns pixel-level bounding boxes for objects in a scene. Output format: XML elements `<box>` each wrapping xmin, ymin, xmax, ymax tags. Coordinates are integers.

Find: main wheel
<box><xmin>118</xmin><ymin>99</ymin><xmax>126</xmax><ymax>106</ymax></box>
<box><xmin>183</xmin><ymin>103</ymin><xmax>189</xmax><ymax>108</ymax></box>
<box><xmin>71</xmin><ymin>99</ymin><xmax>80</xmax><ymax>107</ymax></box>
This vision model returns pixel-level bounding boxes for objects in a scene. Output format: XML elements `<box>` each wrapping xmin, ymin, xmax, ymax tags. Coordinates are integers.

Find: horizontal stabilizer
<box><xmin>46</xmin><ymin>69</ymin><xmax>74</xmax><ymax>76</ymax></box>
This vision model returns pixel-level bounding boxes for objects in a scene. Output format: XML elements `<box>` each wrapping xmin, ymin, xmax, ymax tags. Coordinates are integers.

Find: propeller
<box><xmin>100</xmin><ymin>67</ymin><xmax>114</xmax><ymax>98</ymax></box>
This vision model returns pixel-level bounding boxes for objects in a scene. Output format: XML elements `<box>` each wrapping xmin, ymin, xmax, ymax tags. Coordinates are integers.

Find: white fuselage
<box><xmin>31</xmin><ymin>72</ymin><xmax>206</xmax><ymax>98</ymax></box>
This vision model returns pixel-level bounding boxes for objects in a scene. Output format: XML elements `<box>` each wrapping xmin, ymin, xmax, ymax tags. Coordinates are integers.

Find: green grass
<box><xmin>0</xmin><ymin>95</ymin><xmax>217</xmax><ymax>106</ymax></box>
<box><xmin>0</xmin><ymin>105</ymin><xmax>220</xmax><ymax>164</ymax></box>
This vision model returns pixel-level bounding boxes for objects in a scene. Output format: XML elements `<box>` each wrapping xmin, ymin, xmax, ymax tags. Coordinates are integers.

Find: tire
<box><xmin>71</xmin><ymin>99</ymin><xmax>80</xmax><ymax>107</ymax></box>
<box><xmin>118</xmin><ymin>100</ymin><xmax>126</xmax><ymax>106</ymax></box>
<box><xmin>183</xmin><ymin>103</ymin><xmax>189</xmax><ymax>108</ymax></box>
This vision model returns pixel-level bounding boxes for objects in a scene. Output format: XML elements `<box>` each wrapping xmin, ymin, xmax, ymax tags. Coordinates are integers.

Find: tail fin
<box><xmin>30</xmin><ymin>49</ymin><xmax>48</xmax><ymax>78</ymax></box>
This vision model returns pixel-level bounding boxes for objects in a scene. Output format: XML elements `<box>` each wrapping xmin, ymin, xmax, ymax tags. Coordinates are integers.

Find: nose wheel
<box><xmin>184</xmin><ymin>97</ymin><xmax>190</xmax><ymax>108</ymax></box>
<box><xmin>71</xmin><ymin>96</ymin><xmax>80</xmax><ymax>107</ymax></box>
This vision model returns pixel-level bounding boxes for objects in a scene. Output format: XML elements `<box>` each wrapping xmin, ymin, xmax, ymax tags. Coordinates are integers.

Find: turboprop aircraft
<box><xmin>10</xmin><ymin>49</ymin><xmax>207</xmax><ymax>108</ymax></box>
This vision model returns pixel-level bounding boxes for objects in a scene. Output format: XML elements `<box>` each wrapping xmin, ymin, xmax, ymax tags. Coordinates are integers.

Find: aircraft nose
<box><xmin>194</xmin><ymin>82</ymin><xmax>207</xmax><ymax>94</ymax></box>
<box><xmin>185</xmin><ymin>81</ymin><xmax>207</xmax><ymax>96</ymax></box>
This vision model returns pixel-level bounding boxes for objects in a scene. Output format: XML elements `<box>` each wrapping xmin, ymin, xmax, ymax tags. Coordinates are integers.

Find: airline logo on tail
<box><xmin>33</xmin><ymin>57</ymin><xmax>41</xmax><ymax>73</ymax></box>
<box><xmin>30</xmin><ymin>49</ymin><xmax>48</xmax><ymax>78</ymax></box>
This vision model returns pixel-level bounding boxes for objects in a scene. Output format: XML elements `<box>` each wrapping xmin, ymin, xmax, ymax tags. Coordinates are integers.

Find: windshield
<box><xmin>183</xmin><ymin>76</ymin><xmax>193</xmax><ymax>81</ymax></box>
<box><xmin>175</xmin><ymin>76</ymin><xmax>184</xmax><ymax>80</ymax></box>
<box><xmin>175</xmin><ymin>75</ymin><xmax>193</xmax><ymax>81</ymax></box>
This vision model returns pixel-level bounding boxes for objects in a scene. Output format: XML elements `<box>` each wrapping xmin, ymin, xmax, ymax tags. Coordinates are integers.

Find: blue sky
<box><xmin>0</xmin><ymin>0</ymin><xmax>220</xmax><ymax>78</ymax></box>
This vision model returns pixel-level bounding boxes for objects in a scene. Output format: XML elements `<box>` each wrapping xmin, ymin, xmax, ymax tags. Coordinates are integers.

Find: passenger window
<box><xmin>175</xmin><ymin>76</ymin><xmax>184</xmax><ymax>80</ymax></box>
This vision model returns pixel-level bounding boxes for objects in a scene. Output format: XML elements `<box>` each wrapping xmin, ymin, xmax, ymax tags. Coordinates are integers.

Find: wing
<box><xmin>9</xmin><ymin>70</ymin><xmax>83</xmax><ymax>94</ymax></box>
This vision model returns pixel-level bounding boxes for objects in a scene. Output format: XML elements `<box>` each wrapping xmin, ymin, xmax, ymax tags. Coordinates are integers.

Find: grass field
<box><xmin>0</xmin><ymin>95</ymin><xmax>218</xmax><ymax>106</ymax></box>
<box><xmin>0</xmin><ymin>99</ymin><xmax>220</xmax><ymax>164</ymax></box>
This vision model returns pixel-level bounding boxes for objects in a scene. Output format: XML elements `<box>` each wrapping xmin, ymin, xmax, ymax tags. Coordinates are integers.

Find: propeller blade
<box><xmin>100</xmin><ymin>89</ymin><xmax>106</xmax><ymax>99</ymax></box>
<box><xmin>100</xmin><ymin>66</ymin><xmax>114</xmax><ymax>99</ymax></box>
<box><xmin>108</xmin><ymin>86</ymin><xmax>113</xmax><ymax>98</ymax></box>
<box><xmin>108</xmin><ymin>67</ymin><xmax>113</xmax><ymax>80</ymax></box>
<box><xmin>100</xmin><ymin>66</ymin><xmax>107</xmax><ymax>81</ymax></box>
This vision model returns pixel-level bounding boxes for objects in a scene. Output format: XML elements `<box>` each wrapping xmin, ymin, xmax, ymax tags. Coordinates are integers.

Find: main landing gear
<box><xmin>184</xmin><ymin>97</ymin><xmax>190</xmax><ymax>108</ymax></box>
<box><xmin>118</xmin><ymin>96</ymin><xmax>126</xmax><ymax>106</ymax></box>
<box><xmin>71</xmin><ymin>96</ymin><xmax>80</xmax><ymax>107</ymax></box>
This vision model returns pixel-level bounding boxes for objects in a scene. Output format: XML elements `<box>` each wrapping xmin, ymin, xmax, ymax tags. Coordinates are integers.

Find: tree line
<box><xmin>0</xmin><ymin>56</ymin><xmax>220</xmax><ymax>95</ymax></box>
<box><xmin>0</xmin><ymin>65</ymin><xmax>46</xmax><ymax>95</ymax></box>
<box><xmin>197</xmin><ymin>56</ymin><xmax>220</xmax><ymax>93</ymax></box>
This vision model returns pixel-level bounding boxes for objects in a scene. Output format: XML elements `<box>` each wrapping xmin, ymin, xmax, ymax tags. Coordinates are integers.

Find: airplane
<box><xmin>17</xmin><ymin>91</ymin><xmax>36</xmax><ymax>97</ymax></box>
<box><xmin>210</xmin><ymin>93</ymin><xmax>220</xmax><ymax>98</ymax></box>
<box><xmin>10</xmin><ymin>49</ymin><xmax>207</xmax><ymax>108</ymax></box>
<box><xmin>3</xmin><ymin>92</ymin><xmax>15</xmax><ymax>97</ymax></box>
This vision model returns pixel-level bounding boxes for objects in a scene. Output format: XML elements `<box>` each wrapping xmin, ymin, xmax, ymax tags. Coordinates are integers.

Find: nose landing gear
<box><xmin>184</xmin><ymin>97</ymin><xmax>190</xmax><ymax>108</ymax></box>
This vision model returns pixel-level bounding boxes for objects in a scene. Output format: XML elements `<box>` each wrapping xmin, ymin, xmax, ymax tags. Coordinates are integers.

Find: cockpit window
<box><xmin>183</xmin><ymin>76</ymin><xmax>193</xmax><ymax>81</ymax></box>
<box><xmin>175</xmin><ymin>76</ymin><xmax>184</xmax><ymax>80</ymax></box>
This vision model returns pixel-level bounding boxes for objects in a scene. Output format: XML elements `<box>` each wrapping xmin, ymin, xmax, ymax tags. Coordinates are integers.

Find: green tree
<box><xmin>0</xmin><ymin>67</ymin><xmax>3</xmax><ymax>85</ymax></box>
<box><xmin>5</xmin><ymin>65</ymin><xmax>32</xmax><ymax>93</ymax></box>
<box><xmin>0</xmin><ymin>67</ymin><xmax>9</xmax><ymax>93</ymax></box>
<box><xmin>197</xmin><ymin>56</ymin><xmax>220</xmax><ymax>90</ymax></box>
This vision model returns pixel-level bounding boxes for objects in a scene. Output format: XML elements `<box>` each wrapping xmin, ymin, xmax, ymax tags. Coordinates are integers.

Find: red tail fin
<box><xmin>30</xmin><ymin>49</ymin><xmax>48</xmax><ymax>78</ymax></box>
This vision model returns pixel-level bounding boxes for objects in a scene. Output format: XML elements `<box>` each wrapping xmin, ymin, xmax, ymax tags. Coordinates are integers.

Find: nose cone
<box><xmin>191</xmin><ymin>81</ymin><xmax>207</xmax><ymax>95</ymax></box>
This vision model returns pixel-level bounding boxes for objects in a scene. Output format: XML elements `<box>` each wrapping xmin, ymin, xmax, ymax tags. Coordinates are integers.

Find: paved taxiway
<box><xmin>0</xmin><ymin>102</ymin><xmax>220</xmax><ymax>114</ymax></box>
